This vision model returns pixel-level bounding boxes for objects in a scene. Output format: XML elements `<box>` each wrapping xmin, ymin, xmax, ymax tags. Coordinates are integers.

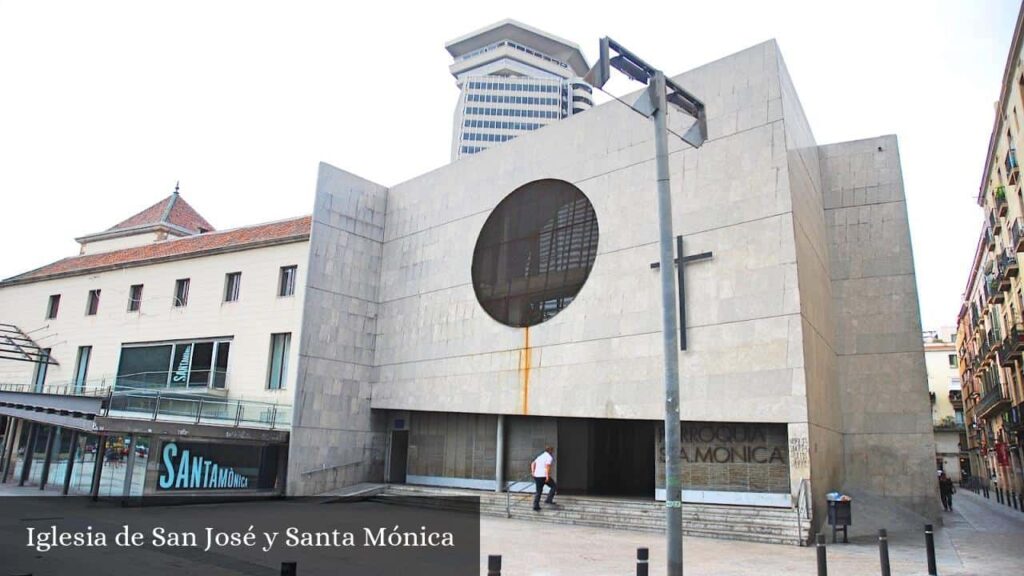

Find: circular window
<box><xmin>471</xmin><ymin>179</ymin><xmax>599</xmax><ymax>327</ymax></box>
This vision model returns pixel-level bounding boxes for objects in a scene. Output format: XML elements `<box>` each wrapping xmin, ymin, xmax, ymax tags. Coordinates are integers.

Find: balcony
<box><xmin>949</xmin><ymin>389</ymin><xmax>963</xmax><ymax>408</ymax></box>
<box><xmin>1002</xmin><ymin>249</ymin><xmax>1020</xmax><ymax>279</ymax></box>
<box><xmin>976</xmin><ymin>384</ymin><xmax>1012</xmax><ymax>419</ymax></box>
<box><xmin>990</xmin><ymin>209</ymin><xmax>1002</xmax><ymax>235</ymax></box>
<box><xmin>979</xmin><ymin>337</ymin><xmax>992</xmax><ymax>365</ymax></box>
<box><xmin>1013</xmin><ymin>219</ymin><xmax>1024</xmax><ymax>252</ymax></box>
<box><xmin>986</xmin><ymin>227</ymin><xmax>996</xmax><ymax>252</ymax></box>
<box><xmin>986</xmin><ymin>276</ymin><xmax>1004</xmax><ymax>304</ymax></box>
<box><xmin>934</xmin><ymin>415</ymin><xmax>964</xmax><ymax>432</ymax></box>
<box><xmin>995</xmin><ymin>184</ymin><xmax>1010</xmax><ymax>216</ymax></box>
<box><xmin>1008</xmin><ymin>323</ymin><xmax>1024</xmax><ymax>356</ymax></box>
<box><xmin>1006</xmin><ymin>149</ymin><xmax>1019</xmax><ymax>186</ymax></box>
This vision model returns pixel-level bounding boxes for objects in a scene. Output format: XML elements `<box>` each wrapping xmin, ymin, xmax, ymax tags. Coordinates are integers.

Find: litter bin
<box><xmin>827</xmin><ymin>499</ymin><xmax>852</xmax><ymax>543</ymax></box>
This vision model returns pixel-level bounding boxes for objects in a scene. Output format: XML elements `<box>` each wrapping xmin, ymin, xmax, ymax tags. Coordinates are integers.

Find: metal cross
<box><xmin>650</xmin><ymin>235</ymin><xmax>713</xmax><ymax>350</ymax></box>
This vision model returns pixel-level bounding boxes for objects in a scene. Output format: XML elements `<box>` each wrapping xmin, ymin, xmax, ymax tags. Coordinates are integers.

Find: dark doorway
<box><xmin>556</xmin><ymin>418</ymin><xmax>656</xmax><ymax>497</ymax></box>
<box><xmin>387</xmin><ymin>430</ymin><xmax>408</xmax><ymax>484</ymax></box>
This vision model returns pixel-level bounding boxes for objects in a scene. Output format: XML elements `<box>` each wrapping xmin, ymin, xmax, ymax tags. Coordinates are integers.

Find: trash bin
<box><xmin>826</xmin><ymin>499</ymin><xmax>852</xmax><ymax>543</ymax></box>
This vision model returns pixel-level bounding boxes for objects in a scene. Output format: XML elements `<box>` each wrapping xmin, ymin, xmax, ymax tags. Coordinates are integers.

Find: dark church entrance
<box><xmin>556</xmin><ymin>418</ymin><xmax>656</xmax><ymax>497</ymax></box>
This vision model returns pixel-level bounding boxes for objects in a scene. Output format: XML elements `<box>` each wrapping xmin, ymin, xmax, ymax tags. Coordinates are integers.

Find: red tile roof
<box><xmin>107</xmin><ymin>192</ymin><xmax>214</xmax><ymax>234</ymax></box>
<box><xmin>3</xmin><ymin>216</ymin><xmax>310</xmax><ymax>286</ymax></box>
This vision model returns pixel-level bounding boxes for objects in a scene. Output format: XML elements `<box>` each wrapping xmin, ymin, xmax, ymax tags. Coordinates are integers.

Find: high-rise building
<box><xmin>446</xmin><ymin>19</ymin><xmax>593</xmax><ymax>161</ymax></box>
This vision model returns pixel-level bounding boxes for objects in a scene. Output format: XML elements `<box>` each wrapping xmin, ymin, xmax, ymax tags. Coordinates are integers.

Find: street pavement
<box><xmin>479</xmin><ymin>488</ymin><xmax>1024</xmax><ymax>575</ymax></box>
<box><xmin>0</xmin><ymin>482</ymin><xmax>1021</xmax><ymax>575</ymax></box>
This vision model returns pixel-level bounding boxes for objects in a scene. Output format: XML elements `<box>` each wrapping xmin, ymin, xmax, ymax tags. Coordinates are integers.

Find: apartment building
<box><xmin>0</xmin><ymin>190</ymin><xmax>306</xmax><ymax>497</ymax></box>
<box><xmin>924</xmin><ymin>328</ymin><xmax>967</xmax><ymax>481</ymax></box>
<box><xmin>956</xmin><ymin>3</ymin><xmax>1024</xmax><ymax>502</ymax></box>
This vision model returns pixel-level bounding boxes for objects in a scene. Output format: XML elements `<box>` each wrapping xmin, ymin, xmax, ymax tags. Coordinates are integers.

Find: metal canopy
<box><xmin>0</xmin><ymin>323</ymin><xmax>58</xmax><ymax>365</ymax></box>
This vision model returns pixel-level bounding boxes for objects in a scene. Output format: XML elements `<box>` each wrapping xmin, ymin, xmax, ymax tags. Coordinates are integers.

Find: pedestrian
<box><xmin>531</xmin><ymin>445</ymin><xmax>558</xmax><ymax>511</ymax></box>
<box><xmin>938</xmin><ymin>471</ymin><xmax>955</xmax><ymax>511</ymax></box>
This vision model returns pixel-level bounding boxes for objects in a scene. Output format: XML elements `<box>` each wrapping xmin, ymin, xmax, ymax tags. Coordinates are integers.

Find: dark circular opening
<box><xmin>471</xmin><ymin>179</ymin><xmax>599</xmax><ymax>327</ymax></box>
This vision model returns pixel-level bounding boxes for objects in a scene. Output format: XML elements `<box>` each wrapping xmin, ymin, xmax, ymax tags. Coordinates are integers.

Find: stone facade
<box><xmin>290</xmin><ymin>40</ymin><xmax>938</xmax><ymax>525</ymax></box>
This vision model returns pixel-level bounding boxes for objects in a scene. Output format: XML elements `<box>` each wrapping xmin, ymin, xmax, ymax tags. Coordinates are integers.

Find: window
<box><xmin>128</xmin><ymin>284</ymin><xmax>143</xmax><ymax>312</ymax></box>
<box><xmin>471</xmin><ymin>179</ymin><xmax>600</xmax><ymax>327</ymax></box>
<box><xmin>32</xmin><ymin>348</ymin><xmax>50</xmax><ymax>392</ymax></box>
<box><xmin>174</xmin><ymin>278</ymin><xmax>190</xmax><ymax>307</ymax></box>
<box><xmin>267</xmin><ymin>333</ymin><xmax>291</xmax><ymax>390</ymax></box>
<box><xmin>73</xmin><ymin>346</ymin><xmax>91</xmax><ymax>392</ymax></box>
<box><xmin>224</xmin><ymin>272</ymin><xmax>241</xmax><ymax>302</ymax></box>
<box><xmin>116</xmin><ymin>338</ymin><xmax>231</xmax><ymax>390</ymax></box>
<box><xmin>948</xmin><ymin>354</ymin><xmax>957</xmax><ymax>368</ymax></box>
<box><xmin>45</xmin><ymin>294</ymin><xmax>60</xmax><ymax>319</ymax></box>
<box><xmin>279</xmin><ymin>266</ymin><xmax>297</xmax><ymax>297</ymax></box>
<box><xmin>86</xmin><ymin>289</ymin><xmax>101</xmax><ymax>316</ymax></box>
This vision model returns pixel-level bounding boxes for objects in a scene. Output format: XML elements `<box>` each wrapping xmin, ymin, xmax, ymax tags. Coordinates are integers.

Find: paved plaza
<box><xmin>479</xmin><ymin>489</ymin><xmax>1024</xmax><ymax>575</ymax></box>
<box><xmin>0</xmin><ymin>484</ymin><xmax>1021</xmax><ymax>574</ymax></box>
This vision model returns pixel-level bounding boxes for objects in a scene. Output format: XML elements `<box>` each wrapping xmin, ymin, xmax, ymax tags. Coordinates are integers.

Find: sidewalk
<box><xmin>479</xmin><ymin>491</ymin><xmax>1024</xmax><ymax>575</ymax></box>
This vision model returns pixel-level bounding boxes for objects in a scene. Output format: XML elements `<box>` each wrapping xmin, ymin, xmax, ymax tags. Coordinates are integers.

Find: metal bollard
<box><xmin>816</xmin><ymin>533</ymin><xmax>828</xmax><ymax>576</ymax></box>
<box><xmin>488</xmin><ymin>554</ymin><xmax>502</xmax><ymax>576</ymax></box>
<box><xmin>281</xmin><ymin>561</ymin><xmax>297</xmax><ymax>576</ymax></box>
<box><xmin>924</xmin><ymin>524</ymin><xmax>937</xmax><ymax>576</ymax></box>
<box><xmin>636</xmin><ymin>547</ymin><xmax>649</xmax><ymax>576</ymax></box>
<box><xmin>1013</xmin><ymin>491</ymin><xmax>1019</xmax><ymax>511</ymax></box>
<box><xmin>878</xmin><ymin>529</ymin><xmax>891</xmax><ymax>576</ymax></box>
<box><xmin>997</xmin><ymin>487</ymin><xmax>1003</xmax><ymax>504</ymax></box>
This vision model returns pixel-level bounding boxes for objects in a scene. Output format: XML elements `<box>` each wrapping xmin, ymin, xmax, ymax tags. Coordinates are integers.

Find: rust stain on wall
<box><xmin>519</xmin><ymin>326</ymin><xmax>531</xmax><ymax>414</ymax></box>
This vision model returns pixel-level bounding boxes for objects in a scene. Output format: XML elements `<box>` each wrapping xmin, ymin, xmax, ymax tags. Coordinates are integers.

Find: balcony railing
<box><xmin>107</xmin><ymin>388</ymin><xmax>291</xmax><ymax>430</ymax></box>
<box><xmin>1005</xmin><ymin>150</ymin><xmax>1019</xmax><ymax>186</ymax></box>
<box><xmin>976</xmin><ymin>383</ymin><xmax>1011</xmax><ymax>418</ymax></box>
<box><xmin>1001</xmin><ymin>249</ymin><xmax>1020</xmax><ymax>281</ymax></box>
<box><xmin>985</xmin><ymin>227</ymin><xmax>996</xmax><ymax>251</ymax></box>
<box><xmin>995</xmin><ymin>184</ymin><xmax>1010</xmax><ymax>215</ymax></box>
<box><xmin>990</xmin><ymin>209</ymin><xmax>1002</xmax><ymax>234</ymax></box>
<box><xmin>0</xmin><ymin>380</ymin><xmax>291</xmax><ymax>430</ymax></box>
<box><xmin>1013</xmin><ymin>219</ymin><xmax>1024</xmax><ymax>252</ymax></box>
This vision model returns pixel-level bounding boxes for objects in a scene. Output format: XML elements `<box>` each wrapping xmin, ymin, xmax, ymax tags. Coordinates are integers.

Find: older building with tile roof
<box><xmin>74</xmin><ymin>186</ymin><xmax>217</xmax><ymax>255</ymax></box>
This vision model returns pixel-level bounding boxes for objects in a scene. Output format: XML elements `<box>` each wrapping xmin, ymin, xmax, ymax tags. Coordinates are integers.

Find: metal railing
<box><xmin>504</xmin><ymin>474</ymin><xmax>542</xmax><ymax>517</ymax></box>
<box><xmin>107</xmin><ymin>387</ymin><xmax>291</xmax><ymax>430</ymax></box>
<box><xmin>0</xmin><ymin>379</ymin><xmax>291</xmax><ymax>430</ymax></box>
<box><xmin>795</xmin><ymin>478</ymin><xmax>811</xmax><ymax>546</ymax></box>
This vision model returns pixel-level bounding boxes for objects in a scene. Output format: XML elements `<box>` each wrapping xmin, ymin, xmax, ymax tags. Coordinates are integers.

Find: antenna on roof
<box><xmin>173</xmin><ymin>181</ymin><xmax>180</xmax><ymax>195</ymax></box>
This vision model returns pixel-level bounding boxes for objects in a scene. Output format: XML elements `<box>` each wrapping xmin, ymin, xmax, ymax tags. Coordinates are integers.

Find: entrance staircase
<box><xmin>370</xmin><ymin>484</ymin><xmax>811</xmax><ymax>546</ymax></box>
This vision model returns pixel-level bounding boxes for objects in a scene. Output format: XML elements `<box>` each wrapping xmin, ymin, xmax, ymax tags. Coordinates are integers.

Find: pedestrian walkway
<box><xmin>479</xmin><ymin>491</ymin><xmax>1024</xmax><ymax>575</ymax></box>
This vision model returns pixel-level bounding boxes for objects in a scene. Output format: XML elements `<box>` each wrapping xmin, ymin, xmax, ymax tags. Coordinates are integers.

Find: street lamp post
<box><xmin>585</xmin><ymin>37</ymin><xmax>707</xmax><ymax>576</ymax></box>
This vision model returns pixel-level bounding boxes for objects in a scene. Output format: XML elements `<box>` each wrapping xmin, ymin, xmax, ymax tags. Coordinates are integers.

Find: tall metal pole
<box><xmin>653</xmin><ymin>69</ymin><xmax>683</xmax><ymax>576</ymax></box>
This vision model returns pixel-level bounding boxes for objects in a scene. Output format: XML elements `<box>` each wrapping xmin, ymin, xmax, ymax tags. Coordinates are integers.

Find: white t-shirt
<box><xmin>532</xmin><ymin>451</ymin><xmax>553</xmax><ymax>478</ymax></box>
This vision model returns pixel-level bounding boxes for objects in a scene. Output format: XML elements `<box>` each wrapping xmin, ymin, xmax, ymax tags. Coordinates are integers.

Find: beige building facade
<box><xmin>956</xmin><ymin>3</ymin><xmax>1024</xmax><ymax>501</ymax></box>
<box><xmin>924</xmin><ymin>328</ymin><xmax>966</xmax><ymax>481</ymax></box>
<box><xmin>0</xmin><ymin>192</ymin><xmax>305</xmax><ymax>497</ymax></box>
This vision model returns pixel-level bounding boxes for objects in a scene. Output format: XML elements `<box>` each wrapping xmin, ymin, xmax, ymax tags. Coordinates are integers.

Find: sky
<box><xmin>0</xmin><ymin>0</ymin><xmax>1018</xmax><ymax>331</ymax></box>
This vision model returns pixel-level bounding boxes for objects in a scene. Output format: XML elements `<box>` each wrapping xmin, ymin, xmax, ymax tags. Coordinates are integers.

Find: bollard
<box><xmin>636</xmin><ymin>547</ymin><xmax>649</xmax><ymax>576</ymax></box>
<box><xmin>997</xmin><ymin>487</ymin><xmax>1003</xmax><ymax>504</ymax></box>
<box><xmin>878</xmin><ymin>529</ymin><xmax>891</xmax><ymax>576</ymax></box>
<box><xmin>924</xmin><ymin>524</ymin><xmax>937</xmax><ymax>576</ymax></box>
<box><xmin>281</xmin><ymin>561</ymin><xmax>297</xmax><ymax>576</ymax></box>
<box><xmin>816</xmin><ymin>533</ymin><xmax>828</xmax><ymax>576</ymax></box>
<box><xmin>1013</xmin><ymin>491</ymin><xmax>1019</xmax><ymax>511</ymax></box>
<box><xmin>488</xmin><ymin>554</ymin><xmax>502</xmax><ymax>576</ymax></box>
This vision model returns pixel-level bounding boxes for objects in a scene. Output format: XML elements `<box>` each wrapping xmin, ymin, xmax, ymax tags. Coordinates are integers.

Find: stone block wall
<box><xmin>822</xmin><ymin>136</ymin><xmax>939</xmax><ymax>520</ymax></box>
<box><xmin>287</xmin><ymin>163</ymin><xmax>389</xmax><ymax>495</ymax></box>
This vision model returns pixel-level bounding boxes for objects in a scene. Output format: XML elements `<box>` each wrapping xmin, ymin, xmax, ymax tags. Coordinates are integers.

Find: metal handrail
<box><xmin>504</xmin><ymin>474</ymin><xmax>542</xmax><ymax>518</ymax></box>
<box><xmin>795</xmin><ymin>478</ymin><xmax>811</xmax><ymax>546</ymax></box>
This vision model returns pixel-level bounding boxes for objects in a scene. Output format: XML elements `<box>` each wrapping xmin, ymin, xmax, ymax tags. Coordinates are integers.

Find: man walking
<box><xmin>938</xmin><ymin>471</ymin><xmax>956</xmax><ymax>511</ymax></box>
<box><xmin>531</xmin><ymin>445</ymin><xmax>558</xmax><ymax>511</ymax></box>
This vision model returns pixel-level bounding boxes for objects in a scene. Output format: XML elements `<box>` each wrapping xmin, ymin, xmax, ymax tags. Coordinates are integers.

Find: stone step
<box><xmin>375</xmin><ymin>485</ymin><xmax>811</xmax><ymax>546</ymax></box>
